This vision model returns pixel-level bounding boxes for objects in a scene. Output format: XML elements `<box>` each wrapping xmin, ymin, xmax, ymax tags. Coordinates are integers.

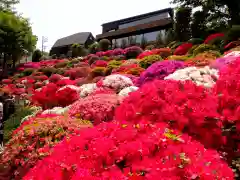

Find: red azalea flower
<box><xmin>204</xmin><ymin>33</ymin><xmax>225</xmax><ymax>44</ymax></box>
<box><xmin>174</xmin><ymin>43</ymin><xmax>193</xmax><ymax>55</ymax></box>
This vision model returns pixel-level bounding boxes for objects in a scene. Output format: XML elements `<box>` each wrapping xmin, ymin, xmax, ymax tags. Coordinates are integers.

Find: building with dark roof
<box><xmin>96</xmin><ymin>8</ymin><xmax>173</xmax><ymax>47</ymax></box>
<box><xmin>50</xmin><ymin>32</ymin><xmax>95</xmax><ymax>56</ymax></box>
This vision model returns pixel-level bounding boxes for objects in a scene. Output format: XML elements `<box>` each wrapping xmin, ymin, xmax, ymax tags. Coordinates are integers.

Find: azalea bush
<box><xmin>174</xmin><ymin>43</ymin><xmax>193</xmax><ymax>55</ymax></box>
<box><xmin>165</xmin><ymin>66</ymin><xmax>219</xmax><ymax>88</ymax></box>
<box><xmin>168</xmin><ymin>55</ymin><xmax>189</xmax><ymax>61</ymax></box>
<box><xmin>125</xmin><ymin>46</ymin><xmax>143</xmax><ymax>59</ymax></box>
<box><xmin>115</xmin><ymin>80</ymin><xmax>223</xmax><ymax>149</ymax></box>
<box><xmin>23</xmin><ymin>121</ymin><xmax>234</xmax><ymax>179</ymax></box>
<box><xmin>90</xmin><ymin>67</ymin><xmax>106</xmax><ymax>78</ymax></box>
<box><xmin>139</xmin><ymin>55</ymin><xmax>162</xmax><ymax>69</ymax></box>
<box><xmin>0</xmin><ymin>115</ymin><xmax>92</xmax><ymax>179</ymax></box>
<box><xmin>211</xmin><ymin>56</ymin><xmax>240</xmax><ymax>70</ymax></box>
<box><xmin>213</xmin><ymin>58</ymin><xmax>240</xmax><ymax>161</ymax></box>
<box><xmin>186</xmin><ymin>51</ymin><xmax>221</xmax><ymax>67</ymax></box>
<box><xmin>64</xmin><ymin>67</ymin><xmax>91</xmax><ymax>80</ymax></box>
<box><xmin>38</xmin><ymin>67</ymin><xmax>57</xmax><ymax>77</ymax></box>
<box><xmin>79</xmin><ymin>83</ymin><xmax>97</xmax><ymax>98</ymax></box>
<box><xmin>69</xmin><ymin>93</ymin><xmax>119</xmax><ymax>125</ymax></box>
<box><xmin>193</xmin><ymin>44</ymin><xmax>217</xmax><ymax>56</ymax></box>
<box><xmin>152</xmin><ymin>48</ymin><xmax>172</xmax><ymax>58</ymax></box>
<box><xmin>137</xmin><ymin>60</ymin><xmax>185</xmax><ymax>86</ymax></box>
<box><xmin>31</xmin><ymin>83</ymin><xmax>79</xmax><ymax>109</ymax></box>
<box><xmin>97</xmin><ymin>74</ymin><xmax>133</xmax><ymax>92</ymax></box>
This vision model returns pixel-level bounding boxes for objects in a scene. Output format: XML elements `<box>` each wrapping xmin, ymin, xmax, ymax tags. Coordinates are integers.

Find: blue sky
<box><xmin>16</xmin><ymin>0</ymin><xmax>171</xmax><ymax>51</ymax></box>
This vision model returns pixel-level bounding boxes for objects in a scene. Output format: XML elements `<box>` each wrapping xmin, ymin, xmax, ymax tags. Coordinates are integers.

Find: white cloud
<box><xmin>16</xmin><ymin>0</ymin><xmax>171</xmax><ymax>51</ymax></box>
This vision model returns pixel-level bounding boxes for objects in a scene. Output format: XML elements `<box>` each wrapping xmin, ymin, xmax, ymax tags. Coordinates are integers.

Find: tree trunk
<box><xmin>1</xmin><ymin>53</ymin><xmax>7</xmax><ymax>78</ymax></box>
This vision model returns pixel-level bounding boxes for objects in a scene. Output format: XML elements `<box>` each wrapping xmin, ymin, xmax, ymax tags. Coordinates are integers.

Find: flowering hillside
<box><xmin>1</xmin><ymin>34</ymin><xmax>240</xmax><ymax>179</ymax></box>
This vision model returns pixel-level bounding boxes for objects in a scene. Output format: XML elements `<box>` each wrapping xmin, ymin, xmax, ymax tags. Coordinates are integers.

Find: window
<box><xmin>144</xmin><ymin>31</ymin><xmax>160</xmax><ymax>42</ymax></box>
<box><xmin>120</xmin><ymin>37</ymin><xmax>128</xmax><ymax>48</ymax></box>
<box><xmin>136</xmin><ymin>34</ymin><xmax>143</xmax><ymax>45</ymax></box>
<box><xmin>116</xmin><ymin>38</ymin><xmax>122</xmax><ymax>47</ymax></box>
<box><xmin>119</xmin><ymin>12</ymin><xmax>169</xmax><ymax>29</ymax></box>
<box><xmin>159</xmin><ymin>29</ymin><xmax>166</xmax><ymax>40</ymax></box>
<box><xmin>112</xmin><ymin>39</ymin><xmax>116</xmax><ymax>48</ymax></box>
<box><xmin>129</xmin><ymin>36</ymin><xmax>137</xmax><ymax>45</ymax></box>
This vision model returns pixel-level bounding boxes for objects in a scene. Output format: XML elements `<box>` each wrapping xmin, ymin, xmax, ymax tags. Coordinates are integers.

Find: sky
<box><xmin>15</xmin><ymin>0</ymin><xmax>171</xmax><ymax>52</ymax></box>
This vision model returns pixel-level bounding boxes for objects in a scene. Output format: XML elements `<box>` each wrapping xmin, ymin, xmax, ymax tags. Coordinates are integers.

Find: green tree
<box><xmin>172</xmin><ymin>0</ymin><xmax>240</xmax><ymax>26</ymax></box>
<box><xmin>0</xmin><ymin>11</ymin><xmax>37</xmax><ymax>71</ymax></box>
<box><xmin>32</xmin><ymin>49</ymin><xmax>42</xmax><ymax>62</ymax></box>
<box><xmin>191</xmin><ymin>11</ymin><xmax>207</xmax><ymax>39</ymax></box>
<box><xmin>174</xmin><ymin>7</ymin><xmax>192</xmax><ymax>41</ymax></box>
<box><xmin>0</xmin><ymin>0</ymin><xmax>19</xmax><ymax>10</ymax></box>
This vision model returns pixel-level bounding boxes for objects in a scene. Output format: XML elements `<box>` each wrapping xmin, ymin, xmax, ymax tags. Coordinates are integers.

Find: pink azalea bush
<box><xmin>69</xmin><ymin>93</ymin><xmax>119</xmax><ymax>125</ymax></box>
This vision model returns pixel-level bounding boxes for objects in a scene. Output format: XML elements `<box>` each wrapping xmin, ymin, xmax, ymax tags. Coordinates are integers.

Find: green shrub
<box><xmin>88</xmin><ymin>55</ymin><xmax>100</xmax><ymax>65</ymax></box>
<box><xmin>3</xmin><ymin>106</ymin><xmax>36</xmax><ymax>142</ymax></box>
<box><xmin>54</xmin><ymin>61</ymin><xmax>69</xmax><ymax>68</ymax></box>
<box><xmin>188</xmin><ymin>38</ymin><xmax>203</xmax><ymax>45</ymax></box>
<box><xmin>111</xmin><ymin>55</ymin><xmax>126</xmax><ymax>61</ymax></box>
<box><xmin>56</xmin><ymin>68</ymin><xmax>65</xmax><ymax>75</ymax></box>
<box><xmin>187</xmin><ymin>45</ymin><xmax>199</xmax><ymax>55</ymax></box>
<box><xmin>22</xmin><ymin>68</ymin><xmax>35</xmax><ymax>76</ymax></box>
<box><xmin>106</xmin><ymin>60</ymin><xmax>122</xmax><ymax>74</ymax></box>
<box><xmin>71</xmin><ymin>59</ymin><xmax>80</xmax><ymax>64</ymax></box>
<box><xmin>88</xmin><ymin>42</ymin><xmax>99</xmax><ymax>54</ymax></box>
<box><xmin>145</xmin><ymin>45</ymin><xmax>155</xmax><ymax>50</ymax></box>
<box><xmin>99</xmin><ymin>39</ymin><xmax>111</xmax><ymax>51</ymax></box>
<box><xmin>32</xmin><ymin>49</ymin><xmax>42</xmax><ymax>62</ymax></box>
<box><xmin>38</xmin><ymin>67</ymin><xmax>57</xmax><ymax>77</ymax></box>
<box><xmin>90</xmin><ymin>67</ymin><xmax>106</xmax><ymax>78</ymax></box>
<box><xmin>100</xmin><ymin>56</ymin><xmax>110</xmax><ymax>61</ymax></box>
<box><xmin>107</xmin><ymin>60</ymin><xmax>122</xmax><ymax>69</ymax></box>
<box><xmin>193</xmin><ymin>44</ymin><xmax>217</xmax><ymax>56</ymax></box>
<box><xmin>226</xmin><ymin>25</ymin><xmax>240</xmax><ymax>43</ymax></box>
<box><xmin>208</xmin><ymin>37</ymin><xmax>225</xmax><ymax>51</ymax></box>
<box><xmin>171</xmin><ymin>42</ymin><xmax>183</xmax><ymax>49</ymax></box>
<box><xmin>167</xmin><ymin>41</ymin><xmax>177</xmax><ymax>48</ymax></box>
<box><xmin>139</xmin><ymin>55</ymin><xmax>162</xmax><ymax>69</ymax></box>
<box><xmin>71</xmin><ymin>43</ymin><xmax>88</xmax><ymax>57</ymax></box>
<box><xmin>168</xmin><ymin>55</ymin><xmax>189</xmax><ymax>61</ymax></box>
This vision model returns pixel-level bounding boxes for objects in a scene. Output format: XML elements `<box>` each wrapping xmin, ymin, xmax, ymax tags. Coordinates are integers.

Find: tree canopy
<box><xmin>0</xmin><ymin>10</ymin><xmax>37</xmax><ymax>68</ymax></box>
<box><xmin>171</xmin><ymin>0</ymin><xmax>240</xmax><ymax>25</ymax></box>
<box><xmin>0</xmin><ymin>0</ymin><xmax>19</xmax><ymax>10</ymax></box>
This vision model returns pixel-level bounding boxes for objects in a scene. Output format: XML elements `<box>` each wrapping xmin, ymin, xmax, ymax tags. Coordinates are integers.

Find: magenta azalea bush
<box><xmin>137</xmin><ymin>60</ymin><xmax>186</xmax><ymax>86</ymax></box>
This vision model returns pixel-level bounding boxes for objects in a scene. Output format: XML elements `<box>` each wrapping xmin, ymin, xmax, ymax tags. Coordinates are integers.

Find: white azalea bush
<box><xmin>58</xmin><ymin>85</ymin><xmax>81</xmax><ymax>92</ymax></box>
<box><xmin>79</xmin><ymin>83</ymin><xmax>97</xmax><ymax>98</ymax></box>
<box><xmin>41</xmin><ymin>106</ymin><xmax>70</xmax><ymax>115</ymax></box>
<box><xmin>118</xmin><ymin>86</ymin><xmax>139</xmax><ymax>98</ymax></box>
<box><xmin>164</xmin><ymin>66</ymin><xmax>219</xmax><ymax>88</ymax></box>
<box><xmin>98</xmin><ymin>74</ymin><xmax>133</xmax><ymax>92</ymax></box>
<box><xmin>224</xmin><ymin>51</ymin><xmax>240</xmax><ymax>57</ymax></box>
